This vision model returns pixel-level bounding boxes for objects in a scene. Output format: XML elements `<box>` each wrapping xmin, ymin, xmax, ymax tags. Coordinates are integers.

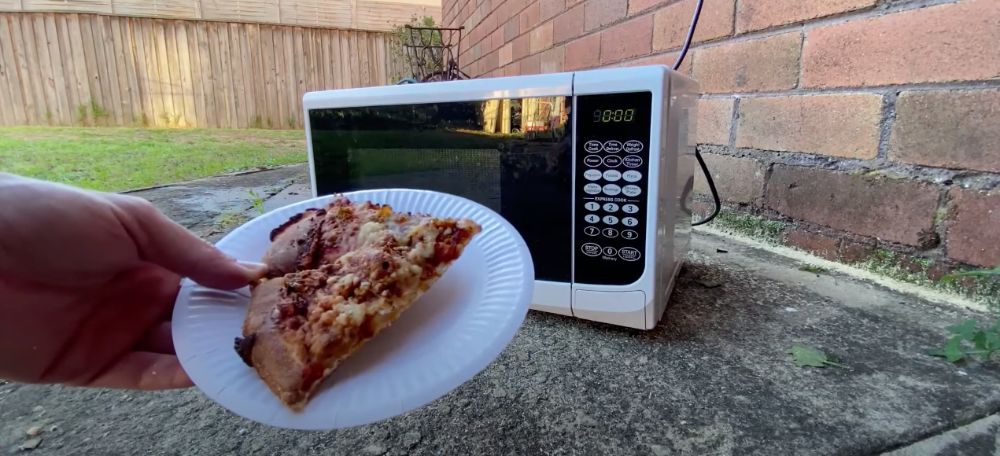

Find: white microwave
<box><xmin>301</xmin><ymin>65</ymin><xmax>699</xmax><ymax>330</ymax></box>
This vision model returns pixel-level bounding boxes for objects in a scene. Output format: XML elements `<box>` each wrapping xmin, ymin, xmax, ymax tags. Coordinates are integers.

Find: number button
<box><xmin>602</xmin><ymin>227</ymin><xmax>619</xmax><ymax>238</ymax></box>
<box><xmin>603</xmin><ymin>184</ymin><xmax>621</xmax><ymax>196</ymax></box>
<box><xmin>622</xmin><ymin>217</ymin><xmax>639</xmax><ymax>227</ymax></box>
<box><xmin>622</xmin><ymin>229</ymin><xmax>639</xmax><ymax>240</ymax></box>
<box><xmin>584</xmin><ymin>226</ymin><xmax>600</xmax><ymax>236</ymax></box>
<box><xmin>618</xmin><ymin>247</ymin><xmax>641</xmax><ymax>261</ymax></box>
<box><xmin>603</xmin><ymin>170</ymin><xmax>622</xmax><ymax>182</ymax></box>
<box><xmin>584</xmin><ymin>155</ymin><xmax>603</xmax><ymax>167</ymax></box>
<box><xmin>603</xmin><ymin>215</ymin><xmax>619</xmax><ymax>225</ymax></box>
<box><xmin>603</xmin><ymin>156</ymin><xmax>622</xmax><ymax>168</ymax></box>
<box><xmin>624</xmin><ymin>140</ymin><xmax>643</xmax><ymax>153</ymax></box>
<box><xmin>623</xmin><ymin>170</ymin><xmax>642</xmax><ymax>182</ymax></box>
<box><xmin>584</xmin><ymin>183</ymin><xmax>602</xmax><ymax>195</ymax></box>
<box><xmin>622</xmin><ymin>204</ymin><xmax>639</xmax><ymax>214</ymax></box>
<box><xmin>584</xmin><ymin>169</ymin><xmax>602</xmax><ymax>181</ymax></box>
<box><xmin>604</xmin><ymin>141</ymin><xmax>623</xmax><ymax>153</ymax></box>
<box><xmin>602</xmin><ymin>246</ymin><xmax>618</xmax><ymax>257</ymax></box>
<box><xmin>623</xmin><ymin>155</ymin><xmax>642</xmax><ymax>168</ymax></box>
<box><xmin>581</xmin><ymin>243</ymin><xmax>601</xmax><ymax>257</ymax></box>
<box><xmin>584</xmin><ymin>201</ymin><xmax>600</xmax><ymax>211</ymax></box>
<box><xmin>584</xmin><ymin>214</ymin><xmax>600</xmax><ymax>223</ymax></box>
<box><xmin>622</xmin><ymin>185</ymin><xmax>642</xmax><ymax>197</ymax></box>
<box><xmin>603</xmin><ymin>203</ymin><xmax>619</xmax><ymax>212</ymax></box>
<box><xmin>585</xmin><ymin>140</ymin><xmax>603</xmax><ymax>153</ymax></box>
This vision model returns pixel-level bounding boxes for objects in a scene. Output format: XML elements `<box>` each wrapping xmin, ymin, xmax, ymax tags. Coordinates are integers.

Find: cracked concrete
<box><xmin>2</xmin><ymin>166</ymin><xmax>999</xmax><ymax>455</ymax></box>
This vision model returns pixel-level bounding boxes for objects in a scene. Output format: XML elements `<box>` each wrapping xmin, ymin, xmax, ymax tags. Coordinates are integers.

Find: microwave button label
<box><xmin>602</xmin><ymin>246</ymin><xmax>619</xmax><ymax>257</ymax></box>
<box><xmin>584</xmin><ymin>155</ymin><xmax>603</xmax><ymax>167</ymax></box>
<box><xmin>603</xmin><ymin>215</ymin><xmax>619</xmax><ymax>225</ymax></box>
<box><xmin>584</xmin><ymin>201</ymin><xmax>600</xmax><ymax>211</ymax></box>
<box><xmin>602</xmin><ymin>227</ymin><xmax>619</xmax><ymax>238</ymax></box>
<box><xmin>604</xmin><ymin>141</ymin><xmax>623</xmax><ymax>153</ymax></box>
<box><xmin>623</xmin><ymin>155</ymin><xmax>642</xmax><ymax>168</ymax></box>
<box><xmin>584</xmin><ymin>214</ymin><xmax>600</xmax><ymax>223</ymax></box>
<box><xmin>581</xmin><ymin>243</ymin><xmax>602</xmax><ymax>257</ymax></box>
<box><xmin>583</xmin><ymin>169</ymin><xmax>602</xmax><ymax>181</ymax></box>
<box><xmin>623</xmin><ymin>170</ymin><xmax>642</xmax><ymax>182</ymax></box>
<box><xmin>619</xmin><ymin>247</ymin><xmax>642</xmax><ymax>261</ymax></box>
<box><xmin>603</xmin><ymin>170</ymin><xmax>622</xmax><ymax>182</ymax></box>
<box><xmin>583</xmin><ymin>226</ymin><xmax>600</xmax><ymax>236</ymax></box>
<box><xmin>624</xmin><ymin>140</ymin><xmax>643</xmax><ymax>153</ymax></box>
<box><xmin>584</xmin><ymin>183</ymin><xmax>602</xmax><ymax>195</ymax></box>
<box><xmin>585</xmin><ymin>140</ymin><xmax>603</xmax><ymax>153</ymax></box>
<box><xmin>622</xmin><ymin>204</ymin><xmax>640</xmax><ymax>214</ymax></box>
<box><xmin>622</xmin><ymin>185</ymin><xmax>642</xmax><ymax>197</ymax></box>
<box><xmin>603</xmin><ymin>202</ymin><xmax>619</xmax><ymax>212</ymax></box>
<box><xmin>602</xmin><ymin>184</ymin><xmax>622</xmax><ymax>196</ymax></box>
<box><xmin>622</xmin><ymin>217</ymin><xmax>639</xmax><ymax>227</ymax></box>
<box><xmin>622</xmin><ymin>229</ymin><xmax>639</xmax><ymax>240</ymax></box>
<box><xmin>603</xmin><ymin>156</ymin><xmax>622</xmax><ymax>168</ymax></box>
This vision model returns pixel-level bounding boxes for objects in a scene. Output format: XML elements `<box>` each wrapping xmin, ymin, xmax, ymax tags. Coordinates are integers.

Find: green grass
<box><xmin>0</xmin><ymin>127</ymin><xmax>307</xmax><ymax>192</ymax></box>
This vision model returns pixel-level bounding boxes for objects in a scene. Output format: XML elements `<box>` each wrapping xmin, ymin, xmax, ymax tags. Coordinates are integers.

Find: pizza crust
<box><xmin>236</xmin><ymin>198</ymin><xmax>481</xmax><ymax>410</ymax></box>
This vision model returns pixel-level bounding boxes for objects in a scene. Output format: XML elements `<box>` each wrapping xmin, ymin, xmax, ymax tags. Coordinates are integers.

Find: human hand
<box><xmin>0</xmin><ymin>173</ymin><xmax>266</xmax><ymax>390</ymax></box>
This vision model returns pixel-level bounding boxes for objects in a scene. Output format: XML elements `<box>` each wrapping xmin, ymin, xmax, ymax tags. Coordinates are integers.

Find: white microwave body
<box><xmin>302</xmin><ymin>66</ymin><xmax>698</xmax><ymax>330</ymax></box>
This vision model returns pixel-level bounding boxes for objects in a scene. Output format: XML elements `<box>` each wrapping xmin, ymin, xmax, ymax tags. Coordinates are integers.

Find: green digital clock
<box><xmin>592</xmin><ymin>108</ymin><xmax>636</xmax><ymax>123</ymax></box>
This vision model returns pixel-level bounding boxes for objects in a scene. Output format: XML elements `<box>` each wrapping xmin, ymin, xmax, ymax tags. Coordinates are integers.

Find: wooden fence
<box><xmin>0</xmin><ymin>12</ymin><xmax>408</xmax><ymax>128</ymax></box>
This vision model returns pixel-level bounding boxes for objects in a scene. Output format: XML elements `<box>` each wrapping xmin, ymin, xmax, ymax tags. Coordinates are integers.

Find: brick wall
<box><xmin>442</xmin><ymin>0</ymin><xmax>1000</xmax><ymax>280</ymax></box>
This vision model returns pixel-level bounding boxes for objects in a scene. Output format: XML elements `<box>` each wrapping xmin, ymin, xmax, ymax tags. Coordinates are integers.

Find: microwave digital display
<box><xmin>308</xmin><ymin>97</ymin><xmax>573</xmax><ymax>283</ymax></box>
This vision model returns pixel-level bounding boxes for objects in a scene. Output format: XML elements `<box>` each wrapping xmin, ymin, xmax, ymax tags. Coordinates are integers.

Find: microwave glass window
<box><xmin>308</xmin><ymin>97</ymin><xmax>572</xmax><ymax>282</ymax></box>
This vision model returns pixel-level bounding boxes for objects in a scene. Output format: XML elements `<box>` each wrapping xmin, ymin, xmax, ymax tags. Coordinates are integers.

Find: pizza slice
<box><xmin>235</xmin><ymin>198</ymin><xmax>481</xmax><ymax>410</ymax></box>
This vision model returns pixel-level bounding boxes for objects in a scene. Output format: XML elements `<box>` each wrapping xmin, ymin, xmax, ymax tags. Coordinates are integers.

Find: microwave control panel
<box><xmin>574</xmin><ymin>91</ymin><xmax>652</xmax><ymax>285</ymax></box>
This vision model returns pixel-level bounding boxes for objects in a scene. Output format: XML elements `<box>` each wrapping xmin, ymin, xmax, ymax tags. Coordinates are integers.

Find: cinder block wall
<box><xmin>443</xmin><ymin>0</ymin><xmax>1000</xmax><ymax>283</ymax></box>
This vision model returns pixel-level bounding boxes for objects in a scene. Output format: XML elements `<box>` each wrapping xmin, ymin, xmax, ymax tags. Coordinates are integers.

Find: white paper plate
<box><xmin>171</xmin><ymin>189</ymin><xmax>534</xmax><ymax>430</ymax></box>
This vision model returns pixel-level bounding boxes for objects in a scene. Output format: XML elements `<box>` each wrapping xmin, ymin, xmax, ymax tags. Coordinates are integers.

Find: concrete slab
<box><xmin>885</xmin><ymin>414</ymin><xmax>1000</xmax><ymax>456</ymax></box>
<box><xmin>2</xmin><ymin>167</ymin><xmax>1000</xmax><ymax>455</ymax></box>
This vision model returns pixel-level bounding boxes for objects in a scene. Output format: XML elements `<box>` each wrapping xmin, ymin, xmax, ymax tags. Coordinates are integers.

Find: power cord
<box><xmin>670</xmin><ymin>0</ymin><xmax>718</xmax><ymax>226</ymax></box>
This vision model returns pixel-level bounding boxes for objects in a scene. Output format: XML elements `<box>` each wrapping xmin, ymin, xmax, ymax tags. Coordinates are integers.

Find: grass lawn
<box><xmin>0</xmin><ymin>127</ymin><xmax>307</xmax><ymax>192</ymax></box>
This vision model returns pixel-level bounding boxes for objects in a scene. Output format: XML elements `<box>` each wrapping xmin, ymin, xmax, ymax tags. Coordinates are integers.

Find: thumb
<box><xmin>107</xmin><ymin>194</ymin><xmax>267</xmax><ymax>289</ymax></box>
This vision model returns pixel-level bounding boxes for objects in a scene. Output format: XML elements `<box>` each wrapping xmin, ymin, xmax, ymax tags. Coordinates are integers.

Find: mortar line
<box><xmin>727</xmin><ymin>96</ymin><xmax>740</xmax><ymax>152</ymax></box>
<box><xmin>876</xmin><ymin>89</ymin><xmax>898</xmax><ymax>161</ymax></box>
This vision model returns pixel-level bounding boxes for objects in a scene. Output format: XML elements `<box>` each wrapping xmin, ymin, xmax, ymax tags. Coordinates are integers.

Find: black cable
<box><xmin>673</xmin><ymin>0</ymin><xmax>704</xmax><ymax>71</ymax></box>
<box><xmin>671</xmin><ymin>0</ymin><xmax>718</xmax><ymax>225</ymax></box>
<box><xmin>692</xmin><ymin>148</ymin><xmax>720</xmax><ymax>226</ymax></box>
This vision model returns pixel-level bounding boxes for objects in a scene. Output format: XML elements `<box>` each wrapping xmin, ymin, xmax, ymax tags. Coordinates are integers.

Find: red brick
<box><xmin>783</xmin><ymin>229</ymin><xmax>840</xmax><ymax>261</ymax></box>
<box><xmin>521</xmin><ymin>53</ymin><xmax>542</xmax><ymax>73</ymax></box>
<box><xmin>652</xmin><ymin>0</ymin><xmax>734</xmax><ymax>52</ymax></box>
<box><xmin>694</xmin><ymin>97</ymin><xmax>733</xmax><ymax>146</ymax></box>
<box><xmin>512</xmin><ymin>33</ymin><xmax>531</xmax><ymax>60</ymax></box>
<box><xmin>540</xmin><ymin>45</ymin><xmax>565</xmax><ymax>73</ymax></box>
<box><xmin>564</xmin><ymin>33</ymin><xmax>601</xmax><ymax>70</ymax></box>
<box><xmin>615</xmin><ymin>51</ymin><xmax>693</xmax><ymax>75</ymax></box>
<box><xmin>628</xmin><ymin>0</ymin><xmax>670</xmax><ymax>16</ymax></box>
<box><xmin>553</xmin><ymin>3</ymin><xmax>585</xmax><ymax>43</ymax></box>
<box><xmin>482</xmin><ymin>11</ymin><xmax>500</xmax><ymax>36</ymax></box>
<box><xmin>600</xmin><ymin>15</ymin><xmax>653</xmax><ymax>64</ymax></box>
<box><xmin>946</xmin><ymin>189</ymin><xmax>1000</xmax><ymax>267</ymax></box>
<box><xmin>500</xmin><ymin>42</ymin><xmax>514</xmax><ymax>66</ymax></box>
<box><xmin>584</xmin><ymin>0</ymin><xmax>627</xmax><ymax>31</ymax></box>
<box><xmin>765</xmin><ymin>166</ymin><xmax>941</xmax><ymax>247</ymax></box>
<box><xmin>530</xmin><ymin>20</ymin><xmax>554</xmax><ymax>53</ymax></box>
<box><xmin>737</xmin><ymin>93</ymin><xmax>882</xmax><ymax>159</ymax></box>
<box><xmin>890</xmin><ymin>89</ymin><xmax>1000</xmax><ymax>174</ymax></box>
<box><xmin>502</xmin><ymin>63</ymin><xmax>520</xmax><ymax>77</ymax></box>
<box><xmin>540</xmin><ymin>0</ymin><xmax>565</xmax><ymax>21</ymax></box>
<box><xmin>488</xmin><ymin>28</ymin><xmax>504</xmax><ymax>52</ymax></box>
<box><xmin>520</xmin><ymin>1</ymin><xmax>541</xmax><ymax>31</ymax></box>
<box><xmin>691</xmin><ymin>31</ymin><xmax>801</xmax><ymax>94</ymax></box>
<box><xmin>481</xmin><ymin>49</ymin><xmax>501</xmax><ymax>74</ymax></box>
<box><xmin>839</xmin><ymin>241</ymin><xmax>874</xmax><ymax>263</ymax></box>
<box><xmin>693</xmin><ymin>154</ymin><xmax>766</xmax><ymax>205</ymax></box>
<box><xmin>566</xmin><ymin>0</ymin><xmax>584</xmax><ymax>5</ymax></box>
<box><xmin>503</xmin><ymin>18</ymin><xmax>519</xmax><ymax>41</ymax></box>
<box><xmin>801</xmin><ymin>0</ymin><xmax>1000</xmax><ymax>88</ymax></box>
<box><xmin>737</xmin><ymin>0</ymin><xmax>875</xmax><ymax>33</ymax></box>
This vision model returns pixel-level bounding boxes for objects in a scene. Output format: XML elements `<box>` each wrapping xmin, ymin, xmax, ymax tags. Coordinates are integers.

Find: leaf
<box><xmin>788</xmin><ymin>345</ymin><xmax>845</xmax><ymax>368</ymax></box>
<box><xmin>943</xmin><ymin>336</ymin><xmax>966</xmax><ymax>363</ymax></box>
<box><xmin>941</xmin><ymin>266</ymin><xmax>1000</xmax><ymax>283</ymax></box>
<box><xmin>973</xmin><ymin>331</ymin><xmax>989</xmax><ymax>352</ymax></box>
<box><xmin>947</xmin><ymin>320</ymin><xmax>979</xmax><ymax>340</ymax></box>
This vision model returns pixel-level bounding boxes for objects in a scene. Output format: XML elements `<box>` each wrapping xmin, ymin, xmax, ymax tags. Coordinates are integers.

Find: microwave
<box><xmin>301</xmin><ymin>65</ymin><xmax>698</xmax><ymax>330</ymax></box>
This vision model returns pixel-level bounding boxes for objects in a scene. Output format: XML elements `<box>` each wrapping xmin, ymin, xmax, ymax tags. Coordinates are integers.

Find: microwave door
<box><xmin>307</xmin><ymin>97</ymin><xmax>574</xmax><ymax>284</ymax></box>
